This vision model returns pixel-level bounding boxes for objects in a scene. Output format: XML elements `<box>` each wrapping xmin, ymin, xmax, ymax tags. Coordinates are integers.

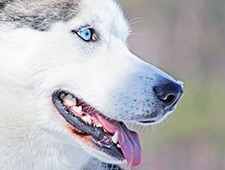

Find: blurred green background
<box><xmin>119</xmin><ymin>0</ymin><xmax>225</xmax><ymax>169</ymax></box>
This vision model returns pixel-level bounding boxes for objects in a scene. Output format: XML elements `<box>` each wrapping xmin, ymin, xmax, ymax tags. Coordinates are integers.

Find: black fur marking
<box><xmin>0</xmin><ymin>0</ymin><xmax>80</xmax><ymax>31</ymax></box>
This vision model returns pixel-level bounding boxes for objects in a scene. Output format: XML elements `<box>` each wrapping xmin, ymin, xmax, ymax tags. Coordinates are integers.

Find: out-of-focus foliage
<box><xmin>119</xmin><ymin>0</ymin><xmax>225</xmax><ymax>169</ymax></box>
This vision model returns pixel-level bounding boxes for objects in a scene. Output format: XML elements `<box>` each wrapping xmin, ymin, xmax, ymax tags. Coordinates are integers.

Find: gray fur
<box><xmin>0</xmin><ymin>0</ymin><xmax>80</xmax><ymax>31</ymax></box>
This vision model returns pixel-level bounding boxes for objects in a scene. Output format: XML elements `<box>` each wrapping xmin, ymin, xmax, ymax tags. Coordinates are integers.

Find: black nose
<box><xmin>153</xmin><ymin>80</ymin><xmax>183</xmax><ymax>109</ymax></box>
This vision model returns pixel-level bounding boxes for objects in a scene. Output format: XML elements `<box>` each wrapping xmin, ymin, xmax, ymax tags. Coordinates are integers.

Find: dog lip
<box><xmin>52</xmin><ymin>90</ymin><xmax>125</xmax><ymax>160</ymax></box>
<box><xmin>139</xmin><ymin>94</ymin><xmax>182</xmax><ymax>125</ymax></box>
<box><xmin>138</xmin><ymin>120</ymin><xmax>156</xmax><ymax>124</ymax></box>
<box><xmin>138</xmin><ymin>104</ymin><xmax>178</xmax><ymax>125</ymax></box>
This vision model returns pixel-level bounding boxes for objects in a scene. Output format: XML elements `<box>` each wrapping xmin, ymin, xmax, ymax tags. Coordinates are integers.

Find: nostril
<box><xmin>164</xmin><ymin>94</ymin><xmax>175</xmax><ymax>103</ymax></box>
<box><xmin>153</xmin><ymin>81</ymin><xmax>183</xmax><ymax>106</ymax></box>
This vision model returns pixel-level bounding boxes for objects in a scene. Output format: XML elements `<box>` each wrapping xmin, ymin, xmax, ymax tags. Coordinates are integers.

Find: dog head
<box><xmin>0</xmin><ymin>0</ymin><xmax>183</xmax><ymax>167</ymax></box>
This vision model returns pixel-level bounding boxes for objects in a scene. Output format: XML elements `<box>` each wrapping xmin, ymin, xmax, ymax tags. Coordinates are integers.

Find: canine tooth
<box><xmin>63</xmin><ymin>95</ymin><xmax>76</xmax><ymax>106</ymax></box>
<box><xmin>116</xmin><ymin>144</ymin><xmax>121</xmax><ymax>148</ymax></box>
<box><xmin>77</xmin><ymin>106</ymin><xmax>82</xmax><ymax>114</ymax></box>
<box><xmin>111</xmin><ymin>131</ymin><xmax>118</xmax><ymax>144</ymax></box>
<box><xmin>96</xmin><ymin>124</ymin><xmax>102</xmax><ymax>128</ymax></box>
<box><xmin>83</xmin><ymin>115</ymin><xmax>92</xmax><ymax>124</ymax></box>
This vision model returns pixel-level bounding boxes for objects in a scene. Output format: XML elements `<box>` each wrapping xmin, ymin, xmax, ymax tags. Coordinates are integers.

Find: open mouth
<box><xmin>52</xmin><ymin>90</ymin><xmax>141</xmax><ymax>167</ymax></box>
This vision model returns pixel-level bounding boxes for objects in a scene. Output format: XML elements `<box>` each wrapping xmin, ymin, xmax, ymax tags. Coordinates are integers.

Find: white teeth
<box><xmin>72</xmin><ymin>106</ymin><xmax>82</xmax><ymax>115</ymax></box>
<box><xmin>111</xmin><ymin>131</ymin><xmax>118</xmax><ymax>144</ymax></box>
<box><xmin>77</xmin><ymin>106</ymin><xmax>82</xmax><ymax>114</ymax></box>
<box><xmin>65</xmin><ymin>94</ymin><xmax>73</xmax><ymax>99</ymax></box>
<box><xmin>83</xmin><ymin>115</ymin><xmax>92</xmax><ymax>124</ymax></box>
<box><xmin>96</xmin><ymin>124</ymin><xmax>102</xmax><ymax>128</ymax></box>
<box><xmin>71</xmin><ymin>98</ymin><xmax>77</xmax><ymax>103</ymax></box>
<box><xmin>63</xmin><ymin>94</ymin><xmax>76</xmax><ymax>106</ymax></box>
<box><xmin>116</xmin><ymin>144</ymin><xmax>121</xmax><ymax>148</ymax></box>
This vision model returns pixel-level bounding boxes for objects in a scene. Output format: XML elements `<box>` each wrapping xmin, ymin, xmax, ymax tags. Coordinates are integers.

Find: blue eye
<box><xmin>79</xmin><ymin>28</ymin><xmax>92</xmax><ymax>41</ymax></box>
<box><xmin>72</xmin><ymin>27</ymin><xmax>99</xmax><ymax>42</ymax></box>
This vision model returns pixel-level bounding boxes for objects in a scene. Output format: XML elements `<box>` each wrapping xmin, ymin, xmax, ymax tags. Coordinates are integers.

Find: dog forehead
<box><xmin>79</xmin><ymin>0</ymin><xmax>130</xmax><ymax>37</ymax></box>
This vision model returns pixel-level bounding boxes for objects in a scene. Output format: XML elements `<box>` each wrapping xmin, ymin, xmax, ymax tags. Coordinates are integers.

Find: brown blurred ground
<box><xmin>119</xmin><ymin>0</ymin><xmax>225</xmax><ymax>169</ymax></box>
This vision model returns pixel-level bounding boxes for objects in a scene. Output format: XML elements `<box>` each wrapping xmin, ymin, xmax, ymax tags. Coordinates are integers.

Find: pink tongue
<box><xmin>98</xmin><ymin>117</ymin><xmax>141</xmax><ymax>167</ymax></box>
<box><xmin>117</xmin><ymin>123</ymin><xmax>141</xmax><ymax>167</ymax></box>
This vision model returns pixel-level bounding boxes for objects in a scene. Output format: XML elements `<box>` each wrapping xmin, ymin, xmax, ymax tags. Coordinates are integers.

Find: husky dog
<box><xmin>0</xmin><ymin>0</ymin><xmax>183</xmax><ymax>169</ymax></box>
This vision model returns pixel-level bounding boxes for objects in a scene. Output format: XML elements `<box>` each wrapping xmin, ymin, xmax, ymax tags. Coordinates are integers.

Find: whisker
<box><xmin>128</xmin><ymin>17</ymin><xmax>145</xmax><ymax>26</ymax></box>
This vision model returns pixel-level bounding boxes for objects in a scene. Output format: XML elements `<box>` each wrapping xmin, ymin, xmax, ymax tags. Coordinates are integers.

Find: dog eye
<box><xmin>72</xmin><ymin>27</ymin><xmax>98</xmax><ymax>42</ymax></box>
<box><xmin>78</xmin><ymin>28</ymin><xmax>92</xmax><ymax>41</ymax></box>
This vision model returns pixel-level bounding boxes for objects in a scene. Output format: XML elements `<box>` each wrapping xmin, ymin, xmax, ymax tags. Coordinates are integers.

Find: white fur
<box><xmin>0</xmin><ymin>0</ymin><xmax>180</xmax><ymax>169</ymax></box>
